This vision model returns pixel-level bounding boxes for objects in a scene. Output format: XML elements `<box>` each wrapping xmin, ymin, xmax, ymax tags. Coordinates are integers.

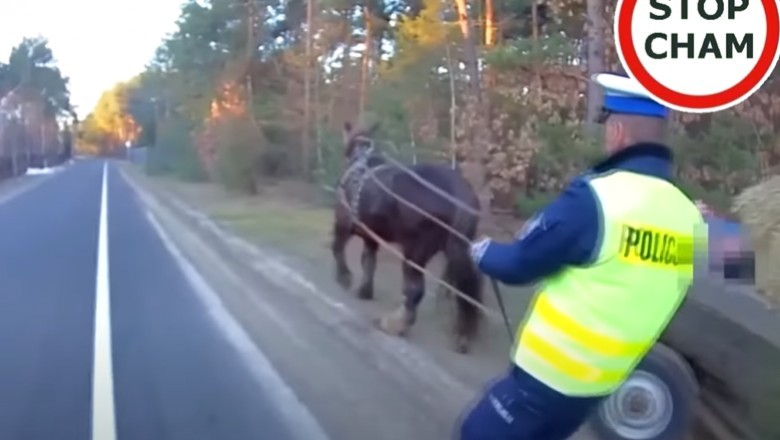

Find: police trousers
<box><xmin>456</xmin><ymin>365</ymin><xmax>604</xmax><ymax>440</ymax></box>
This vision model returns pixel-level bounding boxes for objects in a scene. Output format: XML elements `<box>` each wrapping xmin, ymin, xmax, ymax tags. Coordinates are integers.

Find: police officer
<box><xmin>458</xmin><ymin>72</ymin><xmax>706</xmax><ymax>440</ymax></box>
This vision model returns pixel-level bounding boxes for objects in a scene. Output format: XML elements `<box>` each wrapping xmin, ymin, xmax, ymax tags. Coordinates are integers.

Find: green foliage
<box><xmin>146</xmin><ymin>116</ymin><xmax>206</xmax><ymax>182</ymax></box>
<box><xmin>0</xmin><ymin>37</ymin><xmax>74</xmax><ymax>163</ymax></box>
<box><xmin>313</xmin><ymin>126</ymin><xmax>346</xmax><ymax>189</ymax></box>
<box><xmin>536</xmin><ymin>122</ymin><xmax>601</xmax><ymax>166</ymax></box>
<box><xmin>124</xmin><ymin>76</ymin><xmax>161</xmax><ymax>146</ymax></box>
<box><xmin>676</xmin><ymin>180</ymin><xmax>734</xmax><ymax>216</ymax></box>
<box><xmin>3</xmin><ymin>37</ymin><xmax>73</xmax><ymax>117</ymax></box>
<box><xmin>511</xmin><ymin>124</ymin><xmax>599</xmax><ymax>217</ymax></box>
<box><xmin>85</xmin><ymin>0</ymin><xmax>771</xmax><ymax>227</ymax></box>
<box><xmin>215</xmin><ymin>146</ymin><xmax>257</xmax><ymax>194</ymax></box>
<box><xmin>515</xmin><ymin>191</ymin><xmax>556</xmax><ymax>218</ymax></box>
<box><xmin>213</xmin><ymin>117</ymin><xmax>264</xmax><ymax>194</ymax></box>
<box><xmin>78</xmin><ymin>115</ymin><xmax>105</xmax><ymax>145</ymax></box>
<box><xmin>528</xmin><ymin>122</ymin><xmax>601</xmax><ymax>193</ymax></box>
<box><xmin>669</xmin><ymin>113</ymin><xmax>767</xmax><ymax>215</ymax></box>
<box><xmin>673</xmin><ymin>113</ymin><xmax>763</xmax><ymax>189</ymax></box>
<box><xmin>485</xmin><ymin>34</ymin><xmax>576</xmax><ymax>70</ymax></box>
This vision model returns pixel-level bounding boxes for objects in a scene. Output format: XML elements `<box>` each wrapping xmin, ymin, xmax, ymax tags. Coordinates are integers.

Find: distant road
<box><xmin>0</xmin><ymin>161</ymin><xmax>322</xmax><ymax>440</ymax></box>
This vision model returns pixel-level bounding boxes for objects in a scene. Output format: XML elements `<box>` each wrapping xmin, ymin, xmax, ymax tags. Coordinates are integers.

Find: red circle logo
<box><xmin>615</xmin><ymin>0</ymin><xmax>780</xmax><ymax>112</ymax></box>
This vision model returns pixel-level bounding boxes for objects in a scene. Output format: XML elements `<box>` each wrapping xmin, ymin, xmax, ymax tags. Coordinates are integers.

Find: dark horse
<box><xmin>331</xmin><ymin>121</ymin><xmax>484</xmax><ymax>353</ymax></box>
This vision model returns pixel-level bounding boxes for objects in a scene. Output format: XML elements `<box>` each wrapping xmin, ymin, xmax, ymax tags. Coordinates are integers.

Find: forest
<box><xmin>76</xmin><ymin>0</ymin><xmax>779</xmax><ymax>216</ymax></box>
<box><xmin>0</xmin><ymin>37</ymin><xmax>75</xmax><ymax>178</ymax></box>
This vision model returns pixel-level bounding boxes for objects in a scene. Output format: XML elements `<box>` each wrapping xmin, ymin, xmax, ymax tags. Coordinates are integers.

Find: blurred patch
<box><xmin>702</xmin><ymin>214</ymin><xmax>755</xmax><ymax>282</ymax></box>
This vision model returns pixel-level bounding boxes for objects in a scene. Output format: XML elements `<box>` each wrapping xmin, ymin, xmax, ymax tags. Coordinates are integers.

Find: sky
<box><xmin>0</xmin><ymin>0</ymin><xmax>186</xmax><ymax>118</ymax></box>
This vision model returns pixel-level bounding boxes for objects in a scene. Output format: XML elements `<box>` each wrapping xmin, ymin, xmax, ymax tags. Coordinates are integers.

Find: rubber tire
<box><xmin>589</xmin><ymin>343</ymin><xmax>700</xmax><ymax>440</ymax></box>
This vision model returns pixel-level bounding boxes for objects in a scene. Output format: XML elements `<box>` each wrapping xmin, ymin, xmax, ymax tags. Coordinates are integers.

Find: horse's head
<box><xmin>343</xmin><ymin>121</ymin><xmax>380</xmax><ymax>162</ymax></box>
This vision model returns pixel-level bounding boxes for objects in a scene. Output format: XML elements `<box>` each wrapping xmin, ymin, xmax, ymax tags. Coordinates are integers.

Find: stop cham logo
<box><xmin>615</xmin><ymin>0</ymin><xmax>780</xmax><ymax>113</ymax></box>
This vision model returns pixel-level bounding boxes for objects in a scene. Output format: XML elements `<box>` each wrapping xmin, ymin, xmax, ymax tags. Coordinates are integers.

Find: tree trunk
<box><xmin>452</xmin><ymin>0</ymin><xmax>490</xmax><ymax>212</ymax></box>
<box><xmin>484</xmin><ymin>0</ymin><xmax>497</xmax><ymax>46</ymax></box>
<box><xmin>586</xmin><ymin>0</ymin><xmax>605</xmax><ymax>134</ymax></box>
<box><xmin>314</xmin><ymin>46</ymin><xmax>323</xmax><ymax>169</ymax></box>
<box><xmin>40</xmin><ymin>125</ymin><xmax>46</xmax><ymax>167</ymax></box>
<box><xmin>445</xmin><ymin>44</ymin><xmax>457</xmax><ymax>169</ymax></box>
<box><xmin>245</xmin><ymin>0</ymin><xmax>256</xmax><ymax>125</ymax></box>
<box><xmin>452</xmin><ymin>0</ymin><xmax>481</xmax><ymax>98</ymax></box>
<box><xmin>358</xmin><ymin>6</ymin><xmax>372</xmax><ymax>124</ymax></box>
<box><xmin>301</xmin><ymin>0</ymin><xmax>314</xmax><ymax>178</ymax></box>
<box><xmin>482</xmin><ymin>0</ymin><xmax>497</xmax><ymax>121</ymax></box>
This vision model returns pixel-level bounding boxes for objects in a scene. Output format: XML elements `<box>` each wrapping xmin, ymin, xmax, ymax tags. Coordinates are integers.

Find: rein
<box><xmin>334</xmin><ymin>146</ymin><xmax>516</xmax><ymax>345</ymax></box>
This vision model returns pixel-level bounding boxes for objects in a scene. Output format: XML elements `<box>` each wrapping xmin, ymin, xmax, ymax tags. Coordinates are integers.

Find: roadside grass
<box><xmin>211</xmin><ymin>199</ymin><xmax>333</xmax><ymax>255</ymax></box>
<box><xmin>146</xmin><ymin>169</ymin><xmax>535</xmax><ymax>325</ymax></box>
<box><xmin>138</xmin><ymin>167</ymin><xmax>530</xmax><ymax>320</ymax></box>
<box><xmin>149</xmin><ymin>175</ymin><xmax>333</xmax><ymax>257</ymax></box>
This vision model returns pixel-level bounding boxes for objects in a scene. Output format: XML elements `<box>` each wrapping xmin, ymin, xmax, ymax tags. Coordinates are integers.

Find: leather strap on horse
<box><xmin>332</xmin><ymin>181</ymin><xmax>516</xmax><ymax>344</ymax></box>
<box><xmin>377</xmin><ymin>153</ymin><xmax>514</xmax><ymax>232</ymax></box>
<box><xmin>362</xmin><ymin>169</ymin><xmax>515</xmax><ymax>342</ymax></box>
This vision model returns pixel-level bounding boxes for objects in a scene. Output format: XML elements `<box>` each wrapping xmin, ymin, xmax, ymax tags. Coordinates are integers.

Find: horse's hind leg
<box><xmin>356</xmin><ymin>238</ymin><xmax>378</xmax><ymax>300</ymax></box>
<box><xmin>332</xmin><ymin>222</ymin><xmax>352</xmax><ymax>290</ymax></box>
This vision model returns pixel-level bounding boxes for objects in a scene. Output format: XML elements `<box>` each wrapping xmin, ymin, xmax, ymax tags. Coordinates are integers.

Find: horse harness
<box><xmin>337</xmin><ymin>139</ymin><xmax>392</xmax><ymax>220</ymax></box>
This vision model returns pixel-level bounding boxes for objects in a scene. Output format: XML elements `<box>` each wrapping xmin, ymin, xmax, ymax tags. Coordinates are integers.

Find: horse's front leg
<box><xmin>378</xmin><ymin>238</ymin><xmax>437</xmax><ymax>336</ymax></box>
<box><xmin>356</xmin><ymin>238</ymin><xmax>378</xmax><ymax>300</ymax></box>
<box><xmin>377</xmin><ymin>260</ymin><xmax>424</xmax><ymax>336</ymax></box>
<box><xmin>332</xmin><ymin>221</ymin><xmax>353</xmax><ymax>290</ymax></box>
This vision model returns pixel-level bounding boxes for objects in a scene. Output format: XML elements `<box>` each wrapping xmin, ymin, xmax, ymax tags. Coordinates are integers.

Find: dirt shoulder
<box><xmin>120</xmin><ymin>165</ymin><xmax>606</xmax><ymax>439</ymax></box>
<box><xmin>122</xmin><ymin>167</ymin><xmax>470</xmax><ymax>439</ymax></box>
<box><xmin>141</xmin><ymin>173</ymin><xmax>539</xmax><ymax>383</ymax></box>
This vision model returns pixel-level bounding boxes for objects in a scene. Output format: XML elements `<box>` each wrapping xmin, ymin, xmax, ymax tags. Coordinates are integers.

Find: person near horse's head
<box><xmin>458</xmin><ymin>72</ymin><xmax>708</xmax><ymax>439</ymax></box>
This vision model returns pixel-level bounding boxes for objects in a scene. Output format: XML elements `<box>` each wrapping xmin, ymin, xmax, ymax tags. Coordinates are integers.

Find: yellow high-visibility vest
<box><xmin>513</xmin><ymin>170</ymin><xmax>706</xmax><ymax>396</ymax></box>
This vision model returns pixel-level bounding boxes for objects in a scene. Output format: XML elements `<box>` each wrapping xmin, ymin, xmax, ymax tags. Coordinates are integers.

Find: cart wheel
<box><xmin>590</xmin><ymin>343</ymin><xmax>699</xmax><ymax>440</ymax></box>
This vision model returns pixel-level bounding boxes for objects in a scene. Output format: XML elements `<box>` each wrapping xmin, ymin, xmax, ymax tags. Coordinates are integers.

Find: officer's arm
<box><xmin>474</xmin><ymin>180</ymin><xmax>600</xmax><ymax>285</ymax></box>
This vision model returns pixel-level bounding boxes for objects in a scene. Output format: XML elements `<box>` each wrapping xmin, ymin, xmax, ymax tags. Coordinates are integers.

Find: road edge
<box><xmin>117</xmin><ymin>164</ymin><xmax>332</xmax><ymax>440</ymax></box>
<box><xmin>117</xmin><ymin>164</ymin><xmax>481</xmax><ymax>434</ymax></box>
<box><xmin>0</xmin><ymin>164</ymin><xmax>69</xmax><ymax>206</ymax></box>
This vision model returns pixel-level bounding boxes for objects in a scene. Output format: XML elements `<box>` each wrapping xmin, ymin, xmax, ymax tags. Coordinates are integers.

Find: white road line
<box><xmin>132</xmin><ymin>180</ymin><xmax>329</xmax><ymax>440</ymax></box>
<box><xmin>91</xmin><ymin>163</ymin><xmax>117</xmax><ymax>440</ymax></box>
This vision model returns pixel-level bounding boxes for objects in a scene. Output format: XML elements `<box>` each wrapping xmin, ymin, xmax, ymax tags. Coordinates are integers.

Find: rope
<box><xmin>359</xmin><ymin>167</ymin><xmax>516</xmax><ymax>341</ymax></box>
<box><xmin>335</xmin><ymin>187</ymin><xmax>503</xmax><ymax>320</ymax></box>
<box><xmin>378</xmin><ymin>153</ymin><xmax>482</xmax><ymax>217</ymax></box>
<box><xmin>366</xmin><ymin>170</ymin><xmax>473</xmax><ymax>244</ymax></box>
<box><xmin>327</xmin><ymin>157</ymin><xmax>519</xmax><ymax>340</ymax></box>
<box><xmin>490</xmin><ymin>278</ymin><xmax>514</xmax><ymax>341</ymax></box>
<box><xmin>377</xmin><ymin>152</ymin><xmax>518</xmax><ymax>238</ymax></box>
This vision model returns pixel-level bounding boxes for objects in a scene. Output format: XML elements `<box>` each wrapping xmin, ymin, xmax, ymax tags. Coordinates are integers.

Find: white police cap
<box><xmin>591</xmin><ymin>73</ymin><xmax>669</xmax><ymax>119</ymax></box>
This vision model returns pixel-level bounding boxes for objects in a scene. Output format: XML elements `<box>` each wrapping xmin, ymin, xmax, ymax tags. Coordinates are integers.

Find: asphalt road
<box><xmin>0</xmin><ymin>160</ymin><xmax>322</xmax><ymax>440</ymax></box>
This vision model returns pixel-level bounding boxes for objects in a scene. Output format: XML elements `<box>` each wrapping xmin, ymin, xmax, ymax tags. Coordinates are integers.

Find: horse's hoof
<box><xmin>336</xmin><ymin>270</ymin><xmax>353</xmax><ymax>290</ymax></box>
<box><xmin>376</xmin><ymin>306</ymin><xmax>415</xmax><ymax>336</ymax></box>
<box><xmin>356</xmin><ymin>285</ymin><xmax>374</xmax><ymax>300</ymax></box>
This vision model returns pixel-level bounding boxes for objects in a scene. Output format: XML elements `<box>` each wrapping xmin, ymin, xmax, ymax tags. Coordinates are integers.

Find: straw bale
<box><xmin>732</xmin><ymin>176</ymin><xmax>780</xmax><ymax>303</ymax></box>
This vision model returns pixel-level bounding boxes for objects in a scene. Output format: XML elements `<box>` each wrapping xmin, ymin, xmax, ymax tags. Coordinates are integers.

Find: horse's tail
<box><xmin>442</xmin><ymin>200</ymin><xmax>483</xmax><ymax>347</ymax></box>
